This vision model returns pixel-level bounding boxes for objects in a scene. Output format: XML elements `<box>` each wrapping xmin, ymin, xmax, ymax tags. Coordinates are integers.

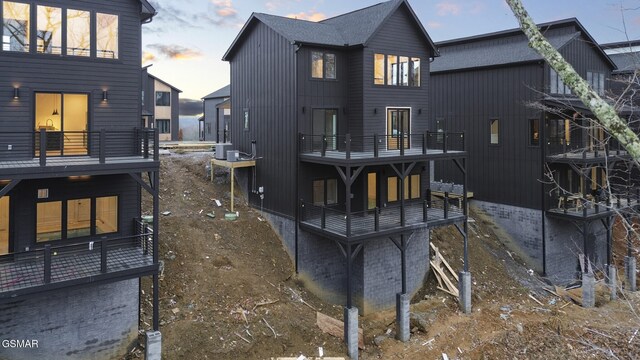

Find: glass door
<box><xmin>367</xmin><ymin>172</ymin><xmax>377</xmax><ymax>210</ymax></box>
<box><xmin>312</xmin><ymin>109</ymin><xmax>338</xmax><ymax>151</ymax></box>
<box><xmin>35</xmin><ymin>93</ymin><xmax>88</xmax><ymax>156</ymax></box>
<box><xmin>0</xmin><ymin>196</ymin><xmax>8</xmax><ymax>255</ymax></box>
<box><xmin>387</xmin><ymin>108</ymin><xmax>410</xmax><ymax>150</ymax></box>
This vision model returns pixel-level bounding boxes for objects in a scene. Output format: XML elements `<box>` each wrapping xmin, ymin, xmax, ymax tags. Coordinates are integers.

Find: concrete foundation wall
<box><xmin>0</xmin><ymin>279</ymin><xmax>140</xmax><ymax>360</ymax></box>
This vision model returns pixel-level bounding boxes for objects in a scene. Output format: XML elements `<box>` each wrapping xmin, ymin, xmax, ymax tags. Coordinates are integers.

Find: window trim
<box><xmin>156</xmin><ymin>119</ymin><xmax>170</xmax><ymax>134</ymax></box>
<box><xmin>386</xmin><ymin>174</ymin><xmax>421</xmax><ymax>203</ymax></box>
<box><xmin>386</xmin><ymin>107</ymin><xmax>412</xmax><ymax>150</ymax></box>
<box><xmin>155</xmin><ymin>91</ymin><xmax>171</xmax><ymax>106</ymax></box>
<box><xmin>374</xmin><ymin>52</ymin><xmax>421</xmax><ymax>87</ymax></box>
<box><xmin>310</xmin><ymin>50</ymin><xmax>337</xmax><ymax>81</ymax></box>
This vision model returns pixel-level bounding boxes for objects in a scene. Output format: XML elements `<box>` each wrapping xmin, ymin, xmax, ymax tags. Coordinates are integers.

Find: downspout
<box><xmin>294</xmin><ymin>43</ymin><xmax>300</xmax><ymax>274</ymax></box>
<box><xmin>540</xmin><ymin>60</ymin><xmax>547</xmax><ymax>277</ymax></box>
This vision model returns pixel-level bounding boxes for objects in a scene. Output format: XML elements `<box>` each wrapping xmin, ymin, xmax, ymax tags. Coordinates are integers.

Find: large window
<box><xmin>312</xmin><ymin>109</ymin><xmax>337</xmax><ymax>150</ymax></box>
<box><xmin>67</xmin><ymin>198</ymin><xmax>91</xmax><ymax>238</ymax></box>
<box><xmin>96</xmin><ymin>196</ymin><xmax>118</xmax><ymax>234</ymax></box>
<box><xmin>3</xmin><ymin>1</ymin><xmax>30</xmax><ymax>52</ymax></box>
<box><xmin>387</xmin><ymin>175</ymin><xmax>421</xmax><ymax>202</ymax></box>
<box><xmin>529</xmin><ymin>119</ymin><xmax>540</xmax><ymax>146</ymax></box>
<box><xmin>547</xmin><ymin>119</ymin><xmax>571</xmax><ymax>145</ymax></box>
<box><xmin>36</xmin><ymin>5</ymin><xmax>61</xmax><ymax>54</ymax></box>
<box><xmin>311</xmin><ymin>51</ymin><xmax>336</xmax><ymax>80</ymax></box>
<box><xmin>0</xmin><ymin>196</ymin><xmax>8</xmax><ymax>255</ymax></box>
<box><xmin>367</xmin><ymin>172</ymin><xmax>377</xmax><ymax>210</ymax></box>
<box><xmin>375</xmin><ymin>53</ymin><xmax>420</xmax><ymax>87</ymax></box>
<box><xmin>67</xmin><ymin>9</ymin><xmax>90</xmax><ymax>56</ymax></box>
<box><xmin>490</xmin><ymin>119</ymin><xmax>499</xmax><ymax>145</ymax></box>
<box><xmin>157</xmin><ymin>119</ymin><xmax>170</xmax><ymax>134</ymax></box>
<box><xmin>156</xmin><ymin>91</ymin><xmax>170</xmax><ymax>106</ymax></box>
<box><xmin>550</xmin><ymin>68</ymin><xmax>572</xmax><ymax>95</ymax></box>
<box><xmin>587</xmin><ymin>71</ymin><xmax>605</xmax><ymax>96</ymax></box>
<box><xmin>312</xmin><ymin>179</ymin><xmax>337</xmax><ymax>206</ymax></box>
<box><xmin>36</xmin><ymin>196</ymin><xmax>118</xmax><ymax>242</ymax></box>
<box><xmin>387</xmin><ymin>108</ymin><xmax>410</xmax><ymax>150</ymax></box>
<box><xmin>96</xmin><ymin>13</ymin><xmax>118</xmax><ymax>59</ymax></box>
<box><xmin>37</xmin><ymin>201</ymin><xmax>62</xmax><ymax>242</ymax></box>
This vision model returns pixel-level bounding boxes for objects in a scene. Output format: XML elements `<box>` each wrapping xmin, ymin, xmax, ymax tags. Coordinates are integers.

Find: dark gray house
<box><xmin>223</xmin><ymin>0</ymin><xmax>470</xmax><ymax>356</ymax></box>
<box><xmin>0</xmin><ymin>1</ymin><xmax>161</xmax><ymax>359</ymax></box>
<box><xmin>602</xmin><ymin>40</ymin><xmax>640</xmax><ymax>107</ymax></box>
<box><xmin>201</xmin><ymin>84</ymin><xmax>230</xmax><ymax>142</ymax></box>
<box><xmin>142</xmin><ymin>66</ymin><xmax>182</xmax><ymax>141</ymax></box>
<box><xmin>430</xmin><ymin>19</ymin><xmax>639</xmax><ymax>284</ymax></box>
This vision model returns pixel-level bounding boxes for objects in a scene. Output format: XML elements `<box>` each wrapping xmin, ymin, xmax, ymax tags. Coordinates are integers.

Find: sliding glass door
<box><xmin>35</xmin><ymin>93</ymin><xmax>88</xmax><ymax>156</ymax></box>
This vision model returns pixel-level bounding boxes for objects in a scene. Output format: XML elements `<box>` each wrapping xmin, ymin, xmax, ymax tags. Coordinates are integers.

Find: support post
<box><xmin>44</xmin><ymin>244</ymin><xmax>51</xmax><ymax>284</ymax></box>
<box><xmin>626</xmin><ymin>256</ymin><xmax>637</xmax><ymax>292</ymax></box>
<box><xmin>230</xmin><ymin>166</ymin><xmax>235</xmax><ymax>212</ymax></box>
<box><xmin>396</xmin><ymin>293</ymin><xmax>410</xmax><ymax>342</ymax></box>
<box><xmin>100</xmin><ymin>239</ymin><xmax>107</xmax><ymax>273</ymax></box>
<box><xmin>99</xmin><ymin>129</ymin><xmax>106</xmax><ymax>164</ymax></box>
<box><xmin>344</xmin><ymin>307</ymin><xmax>359</xmax><ymax>360</ymax></box>
<box><xmin>152</xmin><ymin>169</ymin><xmax>160</xmax><ymax>331</ymax></box>
<box><xmin>39</xmin><ymin>128</ymin><xmax>47</xmax><ymax>166</ymax></box>
<box><xmin>345</xmin><ymin>134</ymin><xmax>351</xmax><ymax>160</ymax></box>
<box><xmin>374</xmin><ymin>134</ymin><xmax>379</xmax><ymax>158</ymax></box>
<box><xmin>145</xmin><ymin>331</ymin><xmax>162</xmax><ymax>360</ymax></box>
<box><xmin>582</xmin><ymin>272</ymin><xmax>595</xmax><ymax>308</ymax></box>
<box><xmin>607</xmin><ymin>265</ymin><xmax>618</xmax><ymax>301</ymax></box>
<box><xmin>458</xmin><ymin>271</ymin><xmax>471</xmax><ymax>314</ymax></box>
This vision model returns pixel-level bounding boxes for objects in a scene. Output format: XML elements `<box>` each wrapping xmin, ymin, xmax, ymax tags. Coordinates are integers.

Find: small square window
<box><xmin>155</xmin><ymin>91</ymin><xmax>170</xmax><ymax>106</ymax></box>
<box><xmin>37</xmin><ymin>189</ymin><xmax>49</xmax><ymax>199</ymax></box>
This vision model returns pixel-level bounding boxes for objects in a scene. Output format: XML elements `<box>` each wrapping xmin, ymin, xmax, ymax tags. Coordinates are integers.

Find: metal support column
<box><xmin>152</xmin><ymin>168</ymin><xmax>160</xmax><ymax>331</ymax></box>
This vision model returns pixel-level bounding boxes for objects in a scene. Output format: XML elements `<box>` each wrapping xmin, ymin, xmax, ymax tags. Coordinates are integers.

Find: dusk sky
<box><xmin>141</xmin><ymin>0</ymin><xmax>640</xmax><ymax>107</ymax></box>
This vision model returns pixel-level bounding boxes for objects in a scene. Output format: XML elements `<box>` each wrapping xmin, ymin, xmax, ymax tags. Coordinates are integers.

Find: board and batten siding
<box><xmin>362</xmin><ymin>5</ymin><xmax>433</xmax><ymax>139</ymax></box>
<box><xmin>431</xmin><ymin>62</ymin><xmax>545</xmax><ymax>209</ymax></box>
<box><xmin>0</xmin><ymin>0</ymin><xmax>143</xmax><ymax>160</ymax></box>
<box><xmin>228</xmin><ymin>21</ymin><xmax>297</xmax><ymax>218</ymax></box>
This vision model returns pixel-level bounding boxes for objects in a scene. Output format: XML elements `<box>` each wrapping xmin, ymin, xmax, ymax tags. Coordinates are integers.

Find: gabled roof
<box><xmin>223</xmin><ymin>0</ymin><xmax>437</xmax><ymax>61</ymax></box>
<box><xmin>203</xmin><ymin>85</ymin><xmax>230</xmax><ymax>100</ymax></box>
<box><xmin>138</xmin><ymin>0</ymin><xmax>157</xmax><ymax>22</ymax></box>
<box><xmin>607</xmin><ymin>52</ymin><xmax>640</xmax><ymax>74</ymax></box>
<box><xmin>432</xmin><ymin>18</ymin><xmax>616</xmax><ymax>73</ymax></box>
<box><xmin>147</xmin><ymin>72</ymin><xmax>182</xmax><ymax>93</ymax></box>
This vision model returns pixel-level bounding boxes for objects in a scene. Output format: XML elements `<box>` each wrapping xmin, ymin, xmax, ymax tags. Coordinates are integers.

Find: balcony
<box><xmin>300</xmin><ymin>193</ymin><xmax>465</xmax><ymax>242</ymax></box>
<box><xmin>0</xmin><ymin>129</ymin><xmax>159</xmax><ymax>179</ymax></box>
<box><xmin>546</xmin><ymin>189</ymin><xmax>640</xmax><ymax>221</ymax></box>
<box><xmin>0</xmin><ymin>220</ymin><xmax>156</xmax><ymax>301</ymax></box>
<box><xmin>299</xmin><ymin>132</ymin><xmax>466</xmax><ymax>165</ymax></box>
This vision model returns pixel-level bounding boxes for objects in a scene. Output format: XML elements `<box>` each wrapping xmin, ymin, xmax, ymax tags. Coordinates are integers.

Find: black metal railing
<box><xmin>546</xmin><ymin>137</ymin><xmax>626</xmax><ymax>158</ymax></box>
<box><xmin>0</xmin><ymin>128</ymin><xmax>158</xmax><ymax>166</ymax></box>
<box><xmin>548</xmin><ymin>188</ymin><xmax>640</xmax><ymax>217</ymax></box>
<box><xmin>0</xmin><ymin>219</ymin><xmax>155</xmax><ymax>293</ymax></box>
<box><xmin>299</xmin><ymin>132</ymin><xmax>465</xmax><ymax>159</ymax></box>
<box><xmin>300</xmin><ymin>191</ymin><xmax>464</xmax><ymax>238</ymax></box>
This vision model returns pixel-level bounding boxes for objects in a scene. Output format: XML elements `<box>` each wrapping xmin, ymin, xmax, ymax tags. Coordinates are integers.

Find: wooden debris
<box><xmin>253</xmin><ymin>299</ymin><xmax>279</xmax><ymax>311</ymax></box>
<box><xmin>262</xmin><ymin>318</ymin><xmax>277</xmax><ymax>338</ymax></box>
<box><xmin>235</xmin><ymin>332</ymin><xmax>251</xmax><ymax>343</ymax></box>
<box><xmin>316</xmin><ymin>312</ymin><xmax>364</xmax><ymax>349</ymax></box>
<box><xmin>430</xmin><ymin>243</ymin><xmax>459</xmax><ymax>298</ymax></box>
<box><xmin>528</xmin><ymin>293</ymin><xmax>544</xmax><ymax>306</ymax></box>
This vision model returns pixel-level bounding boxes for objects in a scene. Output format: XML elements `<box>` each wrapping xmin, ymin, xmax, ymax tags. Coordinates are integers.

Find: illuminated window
<box><xmin>96</xmin><ymin>13</ymin><xmax>118</xmax><ymax>59</ymax></box>
<box><xmin>3</xmin><ymin>1</ymin><xmax>30</xmax><ymax>52</ymax></box>
<box><xmin>367</xmin><ymin>173</ymin><xmax>377</xmax><ymax>209</ymax></box>
<box><xmin>0</xmin><ymin>196</ymin><xmax>8</xmax><ymax>255</ymax></box>
<box><xmin>411</xmin><ymin>57</ymin><xmax>420</xmax><ymax>87</ymax></box>
<box><xmin>67</xmin><ymin>9</ymin><xmax>90</xmax><ymax>56</ymax></box>
<box><xmin>96</xmin><ymin>196</ymin><xmax>118</xmax><ymax>234</ymax></box>
<box><xmin>36</xmin><ymin>5</ymin><xmax>61</xmax><ymax>54</ymax></box>
<box><xmin>387</xmin><ymin>176</ymin><xmax>398</xmax><ymax>202</ymax></box>
<box><xmin>490</xmin><ymin>119</ymin><xmax>499</xmax><ymax>145</ymax></box>
<box><xmin>399</xmin><ymin>56</ymin><xmax>409</xmax><ymax>86</ymax></box>
<box><xmin>67</xmin><ymin>198</ymin><xmax>91</xmax><ymax>238</ymax></box>
<box><xmin>377</xmin><ymin>53</ymin><xmax>420</xmax><ymax>87</ymax></box>
<box><xmin>387</xmin><ymin>55</ymin><xmax>398</xmax><ymax>86</ymax></box>
<box><xmin>374</xmin><ymin>53</ymin><xmax>385</xmax><ymax>85</ymax></box>
<box><xmin>37</xmin><ymin>201</ymin><xmax>62</xmax><ymax>242</ymax></box>
<box><xmin>530</xmin><ymin>119</ymin><xmax>539</xmax><ymax>146</ymax></box>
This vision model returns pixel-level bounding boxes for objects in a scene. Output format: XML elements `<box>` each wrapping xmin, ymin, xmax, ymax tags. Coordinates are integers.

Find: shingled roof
<box><xmin>607</xmin><ymin>52</ymin><xmax>640</xmax><ymax>74</ymax></box>
<box><xmin>223</xmin><ymin>0</ymin><xmax>436</xmax><ymax>61</ymax></box>
<box><xmin>432</xmin><ymin>18</ymin><xmax>616</xmax><ymax>73</ymax></box>
<box><xmin>202</xmin><ymin>84</ymin><xmax>230</xmax><ymax>100</ymax></box>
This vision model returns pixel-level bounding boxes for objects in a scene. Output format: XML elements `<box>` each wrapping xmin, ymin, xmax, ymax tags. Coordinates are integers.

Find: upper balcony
<box><xmin>546</xmin><ymin>188</ymin><xmax>640</xmax><ymax>221</ymax></box>
<box><xmin>299</xmin><ymin>132</ymin><xmax>466</xmax><ymax>166</ymax></box>
<box><xmin>0</xmin><ymin>220</ymin><xmax>157</xmax><ymax>301</ymax></box>
<box><xmin>0</xmin><ymin>129</ymin><xmax>159</xmax><ymax>179</ymax></box>
<box><xmin>546</xmin><ymin>139</ymin><xmax>630</xmax><ymax>164</ymax></box>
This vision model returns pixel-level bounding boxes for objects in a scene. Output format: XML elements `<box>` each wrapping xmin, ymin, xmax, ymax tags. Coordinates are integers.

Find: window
<box><xmin>490</xmin><ymin>119</ymin><xmax>499</xmax><ymax>145</ymax></box>
<box><xmin>67</xmin><ymin>198</ymin><xmax>91</xmax><ymax>238</ymax></box>
<box><xmin>311</xmin><ymin>51</ymin><xmax>336</xmax><ymax>79</ymax></box>
<box><xmin>3</xmin><ymin>1</ymin><xmax>30</xmax><ymax>52</ymax></box>
<box><xmin>587</xmin><ymin>71</ymin><xmax>605</xmax><ymax>96</ymax></box>
<box><xmin>0</xmin><ymin>196</ymin><xmax>9</xmax><ymax>255</ymax></box>
<box><xmin>37</xmin><ymin>201</ymin><xmax>62</xmax><ymax>242</ymax></box>
<box><xmin>387</xmin><ymin>108</ymin><xmax>410</xmax><ymax>150</ymax></box>
<box><xmin>529</xmin><ymin>119</ymin><xmax>539</xmax><ymax>146</ymax></box>
<box><xmin>387</xmin><ymin>175</ymin><xmax>420</xmax><ymax>202</ymax></box>
<box><xmin>96</xmin><ymin>13</ymin><xmax>118</xmax><ymax>59</ymax></box>
<box><xmin>96</xmin><ymin>196</ymin><xmax>118</xmax><ymax>234</ymax></box>
<box><xmin>375</xmin><ymin>53</ymin><xmax>421</xmax><ymax>87</ymax></box>
<box><xmin>243</xmin><ymin>108</ymin><xmax>249</xmax><ymax>131</ymax></box>
<box><xmin>550</xmin><ymin>68</ymin><xmax>571</xmax><ymax>95</ymax></box>
<box><xmin>435</xmin><ymin>118</ymin><xmax>445</xmax><ymax>144</ymax></box>
<box><xmin>312</xmin><ymin>179</ymin><xmax>337</xmax><ymax>206</ymax></box>
<box><xmin>547</xmin><ymin>119</ymin><xmax>571</xmax><ymax>145</ymax></box>
<box><xmin>409</xmin><ymin>174</ymin><xmax>421</xmax><ymax>199</ymax></box>
<box><xmin>157</xmin><ymin>119</ymin><xmax>170</xmax><ymax>134</ymax></box>
<box><xmin>36</xmin><ymin>5</ymin><xmax>61</xmax><ymax>54</ymax></box>
<box><xmin>312</xmin><ymin>109</ymin><xmax>337</xmax><ymax>150</ymax></box>
<box><xmin>156</xmin><ymin>91</ymin><xmax>170</xmax><ymax>106</ymax></box>
<box><xmin>67</xmin><ymin>9</ymin><xmax>90</xmax><ymax>56</ymax></box>
<box><xmin>374</xmin><ymin>53</ymin><xmax>385</xmax><ymax>85</ymax></box>
<box><xmin>367</xmin><ymin>173</ymin><xmax>377</xmax><ymax>210</ymax></box>
<box><xmin>387</xmin><ymin>176</ymin><xmax>398</xmax><ymax>202</ymax></box>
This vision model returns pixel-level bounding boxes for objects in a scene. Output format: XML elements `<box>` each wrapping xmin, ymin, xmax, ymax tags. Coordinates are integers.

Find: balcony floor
<box><xmin>546</xmin><ymin>150</ymin><xmax>630</xmax><ymax>164</ymax></box>
<box><xmin>0</xmin><ymin>246</ymin><xmax>154</xmax><ymax>298</ymax></box>
<box><xmin>547</xmin><ymin>199</ymin><xmax>640</xmax><ymax>221</ymax></box>
<box><xmin>0</xmin><ymin>156</ymin><xmax>158</xmax><ymax>178</ymax></box>
<box><xmin>300</xmin><ymin>148</ymin><xmax>465</xmax><ymax>165</ymax></box>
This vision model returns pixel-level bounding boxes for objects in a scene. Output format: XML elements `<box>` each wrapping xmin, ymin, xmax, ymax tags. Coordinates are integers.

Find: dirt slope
<box><xmin>128</xmin><ymin>152</ymin><xmax>640</xmax><ymax>360</ymax></box>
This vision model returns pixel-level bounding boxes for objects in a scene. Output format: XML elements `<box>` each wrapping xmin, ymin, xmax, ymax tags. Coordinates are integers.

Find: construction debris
<box><xmin>316</xmin><ymin>312</ymin><xmax>364</xmax><ymax>349</ymax></box>
<box><xmin>430</xmin><ymin>243</ymin><xmax>459</xmax><ymax>298</ymax></box>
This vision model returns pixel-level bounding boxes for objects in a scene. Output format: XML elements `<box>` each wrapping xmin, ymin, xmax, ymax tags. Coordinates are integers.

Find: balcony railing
<box><xmin>299</xmin><ymin>132</ymin><xmax>465</xmax><ymax>160</ymax></box>
<box><xmin>300</xmin><ymin>191</ymin><xmax>465</xmax><ymax>239</ymax></box>
<box><xmin>547</xmin><ymin>188</ymin><xmax>640</xmax><ymax>218</ymax></box>
<box><xmin>0</xmin><ymin>219</ymin><xmax>155</xmax><ymax>297</ymax></box>
<box><xmin>0</xmin><ymin>128</ymin><xmax>158</xmax><ymax>167</ymax></box>
<box><xmin>546</xmin><ymin>138</ymin><xmax>627</xmax><ymax>159</ymax></box>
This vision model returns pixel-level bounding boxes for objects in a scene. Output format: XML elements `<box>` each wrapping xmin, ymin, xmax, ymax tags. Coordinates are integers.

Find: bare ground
<box><xmin>126</xmin><ymin>152</ymin><xmax>640</xmax><ymax>359</ymax></box>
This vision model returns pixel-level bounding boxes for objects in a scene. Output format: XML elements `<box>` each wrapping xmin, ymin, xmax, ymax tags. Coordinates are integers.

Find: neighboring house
<box><xmin>223</xmin><ymin>1</ymin><xmax>469</xmax><ymax>354</ymax></box>
<box><xmin>602</xmin><ymin>40</ymin><xmax>640</xmax><ymax>107</ymax></box>
<box><xmin>430</xmin><ymin>18</ymin><xmax>639</xmax><ymax>283</ymax></box>
<box><xmin>202</xmin><ymin>84</ymin><xmax>230</xmax><ymax>142</ymax></box>
<box><xmin>142</xmin><ymin>66</ymin><xmax>182</xmax><ymax>141</ymax></box>
<box><xmin>0</xmin><ymin>1</ymin><xmax>161</xmax><ymax>359</ymax></box>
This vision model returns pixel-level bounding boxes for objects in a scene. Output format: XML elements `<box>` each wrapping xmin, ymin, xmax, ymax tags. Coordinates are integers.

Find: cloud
<box><xmin>436</xmin><ymin>2</ymin><xmax>461</xmax><ymax>16</ymax></box>
<box><xmin>286</xmin><ymin>11</ymin><xmax>326</xmax><ymax>22</ymax></box>
<box><xmin>143</xmin><ymin>0</ymin><xmax>242</xmax><ymax>32</ymax></box>
<box><xmin>180</xmin><ymin>99</ymin><xmax>204</xmax><ymax>116</ymax></box>
<box><xmin>426</xmin><ymin>21</ymin><xmax>443</xmax><ymax>29</ymax></box>
<box><xmin>142</xmin><ymin>51</ymin><xmax>156</xmax><ymax>64</ymax></box>
<box><xmin>147</xmin><ymin>44</ymin><xmax>203</xmax><ymax>60</ymax></box>
<box><xmin>470</xmin><ymin>2</ymin><xmax>486</xmax><ymax>14</ymax></box>
<box><xmin>265</xmin><ymin>0</ymin><xmax>301</xmax><ymax>12</ymax></box>
<box><xmin>211</xmin><ymin>0</ymin><xmax>238</xmax><ymax>18</ymax></box>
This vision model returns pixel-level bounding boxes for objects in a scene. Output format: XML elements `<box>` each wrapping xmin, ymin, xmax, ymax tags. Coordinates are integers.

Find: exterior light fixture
<box><xmin>102</xmin><ymin>90</ymin><xmax>108</xmax><ymax>102</ymax></box>
<box><xmin>13</xmin><ymin>87</ymin><xmax>19</xmax><ymax>99</ymax></box>
<box><xmin>373</xmin><ymin>108</ymin><xmax>377</xmax><ymax>114</ymax></box>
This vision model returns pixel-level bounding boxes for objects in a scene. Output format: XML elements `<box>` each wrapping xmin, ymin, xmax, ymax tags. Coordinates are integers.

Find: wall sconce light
<box><xmin>13</xmin><ymin>87</ymin><xmax>19</xmax><ymax>99</ymax></box>
<box><xmin>373</xmin><ymin>108</ymin><xmax>377</xmax><ymax>114</ymax></box>
<box><xmin>418</xmin><ymin>108</ymin><xmax>422</xmax><ymax>115</ymax></box>
<box><xmin>102</xmin><ymin>90</ymin><xmax>108</xmax><ymax>102</ymax></box>
<box><xmin>302</xmin><ymin>106</ymin><xmax>305</xmax><ymax>114</ymax></box>
<box><xmin>343</xmin><ymin>107</ymin><xmax>347</xmax><ymax>115</ymax></box>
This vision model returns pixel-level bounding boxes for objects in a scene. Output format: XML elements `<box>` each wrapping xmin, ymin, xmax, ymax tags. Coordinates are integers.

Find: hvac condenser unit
<box><xmin>215</xmin><ymin>143</ymin><xmax>233</xmax><ymax>160</ymax></box>
<box><xmin>226</xmin><ymin>150</ymin><xmax>240</xmax><ymax>162</ymax></box>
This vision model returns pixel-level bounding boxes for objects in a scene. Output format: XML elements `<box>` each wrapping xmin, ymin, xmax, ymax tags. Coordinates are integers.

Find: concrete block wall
<box><xmin>0</xmin><ymin>279</ymin><xmax>139</xmax><ymax>360</ymax></box>
<box><xmin>473</xmin><ymin>200</ymin><xmax>544</xmax><ymax>272</ymax></box>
